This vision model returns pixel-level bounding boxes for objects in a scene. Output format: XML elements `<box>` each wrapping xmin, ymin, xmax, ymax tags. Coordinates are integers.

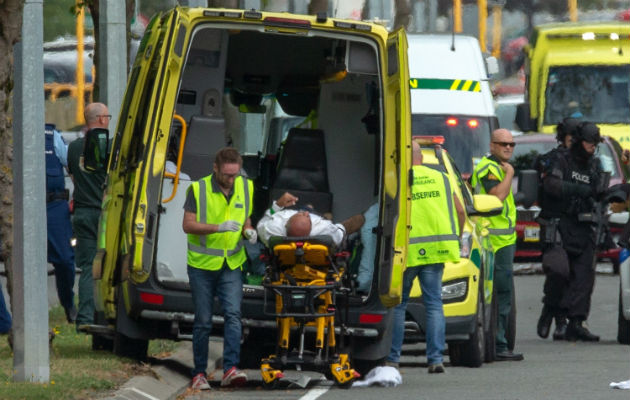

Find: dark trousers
<box><xmin>72</xmin><ymin>207</ymin><xmax>101</xmax><ymax>326</ymax></box>
<box><xmin>47</xmin><ymin>200</ymin><xmax>76</xmax><ymax>311</ymax></box>
<box><xmin>495</xmin><ymin>244</ymin><xmax>516</xmax><ymax>352</ymax></box>
<box><xmin>562</xmin><ymin>245</ymin><xmax>596</xmax><ymax>320</ymax></box>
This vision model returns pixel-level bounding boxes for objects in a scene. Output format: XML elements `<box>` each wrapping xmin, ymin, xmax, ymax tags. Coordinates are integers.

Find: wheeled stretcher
<box><xmin>260</xmin><ymin>235</ymin><xmax>360</xmax><ymax>388</ymax></box>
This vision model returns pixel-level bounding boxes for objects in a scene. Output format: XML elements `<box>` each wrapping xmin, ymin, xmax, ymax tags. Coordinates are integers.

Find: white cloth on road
<box><xmin>352</xmin><ymin>366</ymin><xmax>402</xmax><ymax>388</ymax></box>
<box><xmin>610</xmin><ymin>379</ymin><xmax>630</xmax><ymax>389</ymax></box>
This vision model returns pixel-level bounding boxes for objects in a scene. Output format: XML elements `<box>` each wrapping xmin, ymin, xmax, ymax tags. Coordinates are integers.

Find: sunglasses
<box><xmin>493</xmin><ymin>141</ymin><xmax>516</xmax><ymax>148</ymax></box>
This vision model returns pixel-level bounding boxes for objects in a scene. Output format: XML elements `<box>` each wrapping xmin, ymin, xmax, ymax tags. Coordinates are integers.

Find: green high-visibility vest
<box><xmin>187</xmin><ymin>174</ymin><xmax>253</xmax><ymax>271</ymax></box>
<box><xmin>407</xmin><ymin>165</ymin><xmax>460</xmax><ymax>266</ymax></box>
<box><xmin>471</xmin><ymin>156</ymin><xmax>516</xmax><ymax>251</ymax></box>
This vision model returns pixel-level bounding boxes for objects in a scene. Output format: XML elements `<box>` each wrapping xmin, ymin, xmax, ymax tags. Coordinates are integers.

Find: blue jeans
<box><xmin>388</xmin><ymin>263</ymin><xmax>445</xmax><ymax>366</ymax></box>
<box><xmin>494</xmin><ymin>244</ymin><xmax>515</xmax><ymax>353</ymax></box>
<box><xmin>0</xmin><ymin>283</ymin><xmax>11</xmax><ymax>333</ymax></box>
<box><xmin>188</xmin><ymin>263</ymin><xmax>243</xmax><ymax>376</ymax></box>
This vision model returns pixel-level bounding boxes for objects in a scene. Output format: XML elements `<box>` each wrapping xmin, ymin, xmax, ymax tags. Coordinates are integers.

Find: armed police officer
<box><xmin>536</xmin><ymin>117</ymin><xmax>580</xmax><ymax>340</ymax></box>
<box><xmin>540</xmin><ymin>121</ymin><xmax>604</xmax><ymax>341</ymax></box>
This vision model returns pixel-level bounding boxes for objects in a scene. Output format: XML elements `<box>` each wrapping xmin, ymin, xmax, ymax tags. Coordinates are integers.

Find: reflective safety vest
<box><xmin>187</xmin><ymin>174</ymin><xmax>253</xmax><ymax>271</ymax></box>
<box><xmin>471</xmin><ymin>156</ymin><xmax>516</xmax><ymax>251</ymax></box>
<box><xmin>407</xmin><ymin>165</ymin><xmax>460</xmax><ymax>266</ymax></box>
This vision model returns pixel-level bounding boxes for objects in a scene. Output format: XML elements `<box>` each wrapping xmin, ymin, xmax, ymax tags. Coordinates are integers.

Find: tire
<box><xmin>613</xmin><ymin>258</ymin><xmax>621</xmax><ymax>275</ymax></box>
<box><xmin>113</xmin><ymin>292</ymin><xmax>149</xmax><ymax>362</ymax></box>
<box><xmin>455</xmin><ymin>291</ymin><xmax>485</xmax><ymax>368</ymax></box>
<box><xmin>506</xmin><ymin>284</ymin><xmax>517</xmax><ymax>352</ymax></box>
<box><xmin>240</xmin><ymin>329</ymin><xmax>276</xmax><ymax>369</ymax></box>
<box><xmin>484</xmin><ymin>288</ymin><xmax>497</xmax><ymax>363</ymax></box>
<box><xmin>91</xmin><ymin>311</ymin><xmax>114</xmax><ymax>351</ymax></box>
<box><xmin>352</xmin><ymin>357</ymin><xmax>386</xmax><ymax>377</ymax></box>
<box><xmin>447</xmin><ymin>342</ymin><xmax>462</xmax><ymax>366</ymax></box>
<box><xmin>617</xmin><ymin>285</ymin><xmax>630</xmax><ymax>345</ymax></box>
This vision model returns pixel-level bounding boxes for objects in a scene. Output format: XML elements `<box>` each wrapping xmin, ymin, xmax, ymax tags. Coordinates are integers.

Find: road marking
<box><xmin>299</xmin><ymin>387</ymin><xmax>330</xmax><ymax>400</ymax></box>
<box><xmin>128</xmin><ymin>387</ymin><xmax>160</xmax><ymax>400</ymax></box>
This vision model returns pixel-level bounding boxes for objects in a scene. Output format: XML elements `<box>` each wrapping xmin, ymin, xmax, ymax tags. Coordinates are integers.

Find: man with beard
<box><xmin>541</xmin><ymin>121</ymin><xmax>603</xmax><ymax>341</ymax></box>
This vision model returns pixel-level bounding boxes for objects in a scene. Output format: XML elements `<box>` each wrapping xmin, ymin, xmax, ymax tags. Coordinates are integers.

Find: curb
<box><xmin>101</xmin><ymin>339</ymin><xmax>223</xmax><ymax>400</ymax></box>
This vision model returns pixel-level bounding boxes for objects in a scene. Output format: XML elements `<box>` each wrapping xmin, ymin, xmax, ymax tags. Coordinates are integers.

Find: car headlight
<box><xmin>460</xmin><ymin>231</ymin><xmax>472</xmax><ymax>258</ymax></box>
<box><xmin>442</xmin><ymin>279</ymin><xmax>468</xmax><ymax>303</ymax></box>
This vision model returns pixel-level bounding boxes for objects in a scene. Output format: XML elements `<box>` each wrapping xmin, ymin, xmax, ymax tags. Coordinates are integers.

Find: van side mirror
<box><xmin>515</xmin><ymin>103</ymin><xmax>536</xmax><ymax>132</ymax></box>
<box><xmin>485</xmin><ymin>56</ymin><xmax>499</xmax><ymax>76</ymax></box>
<box><xmin>467</xmin><ymin>194</ymin><xmax>503</xmax><ymax>217</ymax></box>
<box><xmin>514</xmin><ymin>169</ymin><xmax>539</xmax><ymax>208</ymax></box>
<box><xmin>83</xmin><ymin>128</ymin><xmax>110</xmax><ymax>172</ymax></box>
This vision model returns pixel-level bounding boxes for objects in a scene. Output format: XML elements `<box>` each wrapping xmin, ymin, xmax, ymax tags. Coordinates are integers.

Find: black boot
<box><xmin>565</xmin><ymin>319</ymin><xmax>600</xmax><ymax>342</ymax></box>
<box><xmin>537</xmin><ymin>305</ymin><xmax>553</xmax><ymax>339</ymax></box>
<box><xmin>552</xmin><ymin>317</ymin><xmax>567</xmax><ymax>341</ymax></box>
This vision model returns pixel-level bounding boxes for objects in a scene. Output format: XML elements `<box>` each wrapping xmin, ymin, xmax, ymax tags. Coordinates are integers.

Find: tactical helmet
<box><xmin>575</xmin><ymin>121</ymin><xmax>602</xmax><ymax>144</ymax></box>
<box><xmin>556</xmin><ymin>117</ymin><xmax>580</xmax><ymax>143</ymax></box>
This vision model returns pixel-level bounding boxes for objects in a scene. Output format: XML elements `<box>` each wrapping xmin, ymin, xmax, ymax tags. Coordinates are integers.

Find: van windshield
<box><xmin>544</xmin><ymin>65</ymin><xmax>630</xmax><ymax>125</ymax></box>
<box><xmin>411</xmin><ymin>114</ymin><xmax>491</xmax><ymax>175</ymax></box>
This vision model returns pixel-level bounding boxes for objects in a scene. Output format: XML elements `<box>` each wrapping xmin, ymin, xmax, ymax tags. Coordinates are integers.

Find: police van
<box><xmin>85</xmin><ymin>6</ymin><xmax>412</xmax><ymax>371</ymax></box>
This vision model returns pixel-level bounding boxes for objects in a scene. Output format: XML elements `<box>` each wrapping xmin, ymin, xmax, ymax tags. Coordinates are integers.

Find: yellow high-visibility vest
<box><xmin>471</xmin><ymin>156</ymin><xmax>516</xmax><ymax>251</ymax></box>
<box><xmin>187</xmin><ymin>174</ymin><xmax>253</xmax><ymax>270</ymax></box>
<box><xmin>407</xmin><ymin>165</ymin><xmax>460</xmax><ymax>266</ymax></box>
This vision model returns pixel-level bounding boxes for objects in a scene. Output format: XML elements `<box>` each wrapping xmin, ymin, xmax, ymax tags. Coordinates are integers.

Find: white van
<box><xmin>407</xmin><ymin>34</ymin><xmax>499</xmax><ymax>175</ymax></box>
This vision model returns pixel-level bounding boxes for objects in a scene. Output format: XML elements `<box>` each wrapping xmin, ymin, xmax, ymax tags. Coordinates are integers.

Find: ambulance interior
<box><xmin>155</xmin><ymin>25</ymin><xmax>384</xmax><ymax>295</ymax></box>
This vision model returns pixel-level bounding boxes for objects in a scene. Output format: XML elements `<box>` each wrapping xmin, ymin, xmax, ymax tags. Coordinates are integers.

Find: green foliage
<box><xmin>139</xmin><ymin>0</ymin><xmax>177</xmax><ymax>21</ymax></box>
<box><xmin>0</xmin><ymin>305</ymin><xmax>179</xmax><ymax>400</ymax></box>
<box><xmin>44</xmin><ymin>0</ymin><xmax>81</xmax><ymax>41</ymax></box>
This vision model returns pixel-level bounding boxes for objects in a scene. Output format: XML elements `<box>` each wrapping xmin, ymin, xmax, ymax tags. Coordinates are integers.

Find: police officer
<box><xmin>45</xmin><ymin>123</ymin><xmax>77</xmax><ymax>323</ymax></box>
<box><xmin>471</xmin><ymin>128</ymin><xmax>524</xmax><ymax>361</ymax></box>
<box><xmin>541</xmin><ymin>121</ymin><xmax>603</xmax><ymax>341</ymax></box>
<box><xmin>536</xmin><ymin>117</ymin><xmax>580</xmax><ymax>340</ymax></box>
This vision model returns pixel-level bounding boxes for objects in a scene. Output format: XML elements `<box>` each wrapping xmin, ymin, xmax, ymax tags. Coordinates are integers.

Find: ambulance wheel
<box><xmin>262</xmin><ymin>378</ymin><xmax>280</xmax><ymax>390</ymax></box>
<box><xmin>617</xmin><ymin>286</ymin><xmax>630</xmax><ymax>345</ymax></box>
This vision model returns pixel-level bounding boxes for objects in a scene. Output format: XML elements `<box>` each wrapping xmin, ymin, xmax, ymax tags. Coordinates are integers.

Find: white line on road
<box><xmin>299</xmin><ymin>387</ymin><xmax>330</xmax><ymax>400</ymax></box>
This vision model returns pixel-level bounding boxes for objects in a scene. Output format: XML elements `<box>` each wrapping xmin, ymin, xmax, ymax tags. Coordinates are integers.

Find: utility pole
<box><xmin>454</xmin><ymin>0</ymin><xmax>462</xmax><ymax>33</ymax></box>
<box><xmin>76</xmin><ymin>0</ymin><xmax>85</xmax><ymax>125</ymax></box>
<box><xmin>13</xmin><ymin>0</ymin><xmax>49</xmax><ymax>382</ymax></box>
<box><xmin>490</xmin><ymin>0</ymin><xmax>505</xmax><ymax>58</ymax></box>
<box><xmin>478</xmin><ymin>0</ymin><xmax>487</xmax><ymax>52</ymax></box>
<box><xmin>99</xmin><ymin>0</ymin><xmax>128</xmax><ymax>130</ymax></box>
<box><xmin>568</xmin><ymin>0</ymin><xmax>578</xmax><ymax>22</ymax></box>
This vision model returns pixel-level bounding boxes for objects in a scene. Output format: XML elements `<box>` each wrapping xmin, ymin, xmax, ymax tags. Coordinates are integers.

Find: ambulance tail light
<box><xmin>140</xmin><ymin>292</ymin><xmax>164</xmax><ymax>305</ymax></box>
<box><xmin>446</xmin><ymin>117</ymin><xmax>458</xmax><ymax>126</ymax></box>
<box><xmin>359</xmin><ymin>313</ymin><xmax>384</xmax><ymax>324</ymax></box>
<box><xmin>413</xmin><ymin>135</ymin><xmax>445</xmax><ymax>145</ymax></box>
<box><xmin>467</xmin><ymin>119</ymin><xmax>479</xmax><ymax>129</ymax></box>
<box><xmin>264</xmin><ymin>16</ymin><xmax>311</xmax><ymax>29</ymax></box>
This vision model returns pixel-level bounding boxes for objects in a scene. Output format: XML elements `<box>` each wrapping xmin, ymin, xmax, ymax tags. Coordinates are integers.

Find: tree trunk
<box><xmin>393</xmin><ymin>0</ymin><xmax>412</xmax><ymax>31</ymax></box>
<box><xmin>0</xmin><ymin>0</ymin><xmax>26</xmax><ymax>305</ymax></box>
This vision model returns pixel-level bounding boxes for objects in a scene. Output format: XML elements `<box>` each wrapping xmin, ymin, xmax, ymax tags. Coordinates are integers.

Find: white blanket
<box><xmin>352</xmin><ymin>366</ymin><xmax>402</xmax><ymax>388</ymax></box>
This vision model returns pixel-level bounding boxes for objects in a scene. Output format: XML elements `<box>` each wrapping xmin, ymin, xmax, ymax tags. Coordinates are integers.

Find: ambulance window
<box><xmin>387</xmin><ymin>44</ymin><xmax>398</xmax><ymax>76</ymax></box>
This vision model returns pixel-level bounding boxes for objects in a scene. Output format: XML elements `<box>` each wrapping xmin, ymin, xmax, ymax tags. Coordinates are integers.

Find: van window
<box><xmin>544</xmin><ymin>65</ymin><xmax>630</xmax><ymax>125</ymax></box>
<box><xmin>411</xmin><ymin>114</ymin><xmax>491</xmax><ymax>175</ymax></box>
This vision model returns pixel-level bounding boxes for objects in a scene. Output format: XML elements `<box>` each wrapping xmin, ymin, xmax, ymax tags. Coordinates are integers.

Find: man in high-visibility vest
<box><xmin>387</xmin><ymin>141</ymin><xmax>465</xmax><ymax>374</ymax></box>
<box><xmin>471</xmin><ymin>128</ymin><xmax>524</xmax><ymax>361</ymax></box>
<box><xmin>182</xmin><ymin>147</ymin><xmax>256</xmax><ymax>390</ymax></box>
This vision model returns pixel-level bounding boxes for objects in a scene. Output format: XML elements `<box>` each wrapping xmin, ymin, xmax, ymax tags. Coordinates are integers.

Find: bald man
<box><xmin>471</xmin><ymin>128</ymin><xmax>523</xmax><ymax>361</ymax></box>
<box><xmin>256</xmin><ymin>192</ymin><xmax>360</xmax><ymax>247</ymax></box>
<box><xmin>68</xmin><ymin>102</ymin><xmax>110</xmax><ymax>330</ymax></box>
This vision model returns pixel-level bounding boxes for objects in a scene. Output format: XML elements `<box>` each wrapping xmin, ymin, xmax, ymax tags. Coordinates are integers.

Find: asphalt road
<box><xmin>177</xmin><ymin>269</ymin><xmax>630</xmax><ymax>400</ymax></box>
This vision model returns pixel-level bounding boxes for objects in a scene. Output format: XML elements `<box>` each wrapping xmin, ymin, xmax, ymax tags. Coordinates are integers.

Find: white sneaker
<box><xmin>191</xmin><ymin>373</ymin><xmax>211</xmax><ymax>390</ymax></box>
<box><xmin>221</xmin><ymin>366</ymin><xmax>247</xmax><ymax>387</ymax></box>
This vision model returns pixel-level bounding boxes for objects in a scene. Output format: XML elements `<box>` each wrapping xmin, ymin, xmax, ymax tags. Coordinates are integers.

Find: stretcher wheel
<box><xmin>262</xmin><ymin>378</ymin><xmax>281</xmax><ymax>390</ymax></box>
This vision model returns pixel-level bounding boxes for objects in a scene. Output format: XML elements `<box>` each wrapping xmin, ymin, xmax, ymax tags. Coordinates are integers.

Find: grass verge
<box><xmin>0</xmin><ymin>305</ymin><xmax>179</xmax><ymax>400</ymax></box>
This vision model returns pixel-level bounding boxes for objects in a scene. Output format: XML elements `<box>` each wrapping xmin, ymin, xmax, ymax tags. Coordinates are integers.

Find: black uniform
<box><xmin>541</xmin><ymin>122</ymin><xmax>602</xmax><ymax>341</ymax></box>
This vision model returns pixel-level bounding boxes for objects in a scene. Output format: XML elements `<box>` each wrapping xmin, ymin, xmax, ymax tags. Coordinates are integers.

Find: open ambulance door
<box><xmin>96</xmin><ymin>7</ymin><xmax>188</xmax><ymax>305</ymax></box>
<box><xmin>378</xmin><ymin>29</ymin><xmax>411</xmax><ymax>308</ymax></box>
